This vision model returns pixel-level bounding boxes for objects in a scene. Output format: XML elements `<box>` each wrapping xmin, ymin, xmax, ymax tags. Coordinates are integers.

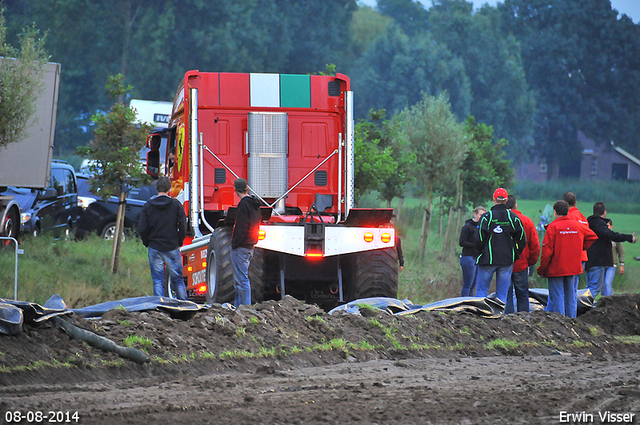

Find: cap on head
<box><xmin>493</xmin><ymin>187</ymin><xmax>508</xmax><ymax>201</ymax></box>
<box><xmin>234</xmin><ymin>178</ymin><xmax>248</xmax><ymax>192</ymax></box>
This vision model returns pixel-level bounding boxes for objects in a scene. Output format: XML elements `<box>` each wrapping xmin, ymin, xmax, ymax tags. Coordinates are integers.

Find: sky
<box><xmin>358</xmin><ymin>0</ymin><xmax>640</xmax><ymax>24</ymax></box>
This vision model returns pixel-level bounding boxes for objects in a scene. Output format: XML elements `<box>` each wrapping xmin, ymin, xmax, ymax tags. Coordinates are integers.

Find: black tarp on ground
<box><xmin>0</xmin><ymin>295</ymin><xmax>207</xmax><ymax>335</ymax></box>
<box><xmin>328</xmin><ymin>289</ymin><xmax>595</xmax><ymax>318</ymax></box>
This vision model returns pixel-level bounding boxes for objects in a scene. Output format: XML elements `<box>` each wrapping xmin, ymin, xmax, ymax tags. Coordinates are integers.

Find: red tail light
<box><xmin>381</xmin><ymin>233</ymin><xmax>391</xmax><ymax>243</ymax></box>
<box><xmin>197</xmin><ymin>284</ymin><xmax>207</xmax><ymax>293</ymax></box>
<box><xmin>364</xmin><ymin>232</ymin><xmax>374</xmax><ymax>243</ymax></box>
<box><xmin>258</xmin><ymin>229</ymin><xmax>266</xmax><ymax>240</ymax></box>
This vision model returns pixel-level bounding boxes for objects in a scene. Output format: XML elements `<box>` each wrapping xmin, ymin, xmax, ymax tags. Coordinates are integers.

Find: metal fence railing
<box><xmin>1</xmin><ymin>237</ymin><xmax>23</xmax><ymax>300</ymax></box>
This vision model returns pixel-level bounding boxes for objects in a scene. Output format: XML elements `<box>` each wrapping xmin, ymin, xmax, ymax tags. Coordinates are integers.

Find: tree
<box><xmin>350</xmin><ymin>24</ymin><xmax>472</xmax><ymax>121</ymax></box>
<box><xmin>428</xmin><ymin>0</ymin><xmax>536</xmax><ymax>159</ymax></box>
<box><xmin>349</xmin><ymin>5</ymin><xmax>393</xmax><ymax>58</ymax></box>
<box><xmin>376</xmin><ymin>0</ymin><xmax>430</xmax><ymax>37</ymax></box>
<box><xmin>499</xmin><ymin>0</ymin><xmax>640</xmax><ymax>172</ymax></box>
<box><xmin>77</xmin><ymin>75</ymin><xmax>151</xmax><ymax>273</ymax></box>
<box><xmin>399</xmin><ymin>92</ymin><xmax>467</xmax><ymax>259</ymax></box>
<box><xmin>374</xmin><ymin>111</ymin><xmax>416</xmax><ymax>211</ymax></box>
<box><xmin>0</xmin><ymin>10</ymin><xmax>48</xmax><ymax>149</ymax></box>
<box><xmin>353</xmin><ymin>113</ymin><xmax>398</xmax><ymax>205</ymax></box>
<box><xmin>460</xmin><ymin>116</ymin><xmax>514</xmax><ymax>208</ymax></box>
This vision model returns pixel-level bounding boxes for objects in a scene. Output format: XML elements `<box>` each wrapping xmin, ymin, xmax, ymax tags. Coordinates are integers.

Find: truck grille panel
<box><xmin>248</xmin><ymin>112</ymin><xmax>288</xmax><ymax>198</ymax></box>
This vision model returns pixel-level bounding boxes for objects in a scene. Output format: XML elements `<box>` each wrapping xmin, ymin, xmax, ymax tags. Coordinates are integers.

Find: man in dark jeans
<box><xmin>231</xmin><ymin>178</ymin><xmax>261</xmax><ymax>307</ymax></box>
<box><xmin>475</xmin><ymin>188</ymin><xmax>526</xmax><ymax>305</ymax></box>
<box><xmin>585</xmin><ymin>202</ymin><xmax>637</xmax><ymax>299</ymax></box>
<box><xmin>138</xmin><ymin>176</ymin><xmax>187</xmax><ymax>299</ymax></box>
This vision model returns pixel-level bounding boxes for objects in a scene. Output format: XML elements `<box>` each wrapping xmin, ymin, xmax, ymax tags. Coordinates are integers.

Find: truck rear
<box><xmin>146</xmin><ymin>71</ymin><xmax>398</xmax><ymax>307</ymax></box>
<box><xmin>0</xmin><ymin>61</ymin><xmax>60</xmax><ymax>239</ymax></box>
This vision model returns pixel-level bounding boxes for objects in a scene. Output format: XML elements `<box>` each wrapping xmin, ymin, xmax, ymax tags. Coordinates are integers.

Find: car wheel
<box><xmin>1</xmin><ymin>206</ymin><xmax>19</xmax><ymax>241</ymax></box>
<box><xmin>100</xmin><ymin>222</ymin><xmax>124</xmax><ymax>241</ymax></box>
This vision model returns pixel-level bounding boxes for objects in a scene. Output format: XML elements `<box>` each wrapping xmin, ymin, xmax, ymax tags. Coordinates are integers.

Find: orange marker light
<box><xmin>258</xmin><ymin>229</ymin><xmax>266</xmax><ymax>240</ymax></box>
<box><xmin>197</xmin><ymin>284</ymin><xmax>207</xmax><ymax>293</ymax></box>
<box><xmin>187</xmin><ymin>265</ymin><xmax>193</xmax><ymax>272</ymax></box>
<box><xmin>364</xmin><ymin>232</ymin><xmax>374</xmax><ymax>243</ymax></box>
<box><xmin>202</xmin><ymin>261</ymin><xmax>207</xmax><ymax>268</ymax></box>
<box><xmin>381</xmin><ymin>232</ymin><xmax>391</xmax><ymax>243</ymax></box>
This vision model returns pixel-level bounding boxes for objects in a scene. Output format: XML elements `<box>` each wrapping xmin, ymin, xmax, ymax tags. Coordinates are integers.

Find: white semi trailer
<box><xmin>0</xmin><ymin>61</ymin><xmax>61</xmax><ymax>239</ymax></box>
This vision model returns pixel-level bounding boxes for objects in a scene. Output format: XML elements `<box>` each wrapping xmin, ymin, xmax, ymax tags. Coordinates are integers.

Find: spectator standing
<box><xmin>603</xmin><ymin>219</ymin><xmax>625</xmax><ymax>297</ymax></box>
<box><xmin>563</xmin><ymin>192</ymin><xmax>590</xmax><ymax>289</ymax></box>
<box><xmin>231</xmin><ymin>178</ymin><xmax>261</xmax><ymax>307</ymax></box>
<box><xmin>537</xmin><ymin>201</ymin><xmax>597</xmax><ymax>317</ymax></box>
<box><xmin>585</xmin><ymin>202</ymin><xmax>636</xmax><ymax>299</ymax></box>
<box><xmin>504</xmin><ymin>195</ymin><xmax>540</xmax><ymax>313</ymax></box>
<box><xmin>138</xmin><ymin>176</ymin><xmax>188</xmax><ymax>299</ymax></box>
<box><xmin>458</xmin><ymin>206</ymin><xmax>486</xmax><ymax>297</ymax></box>
<box><xmin>475</xmin><ymin>188</ymin><xmax>526</xmax><ymax>304</ymax></box>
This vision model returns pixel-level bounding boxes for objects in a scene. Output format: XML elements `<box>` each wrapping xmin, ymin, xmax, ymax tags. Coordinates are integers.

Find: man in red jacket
<box><xmin>563</xmin><ymin>192</ymin><xmax>590</xmax><ymax>290</ymax></box>
<box><xmin>537</xmin><ymin>200</ymin><xmax>597</xmax><ymax>317</ymax></box>
<box><xmin>505</xmin><ymin>195</ymin><xmax>540</xmax><ymax>313</ymax></box>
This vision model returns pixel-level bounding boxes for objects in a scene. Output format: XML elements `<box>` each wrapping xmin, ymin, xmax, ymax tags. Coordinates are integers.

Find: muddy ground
<box><xmin>1</xmin><ymin>294</ymin><xmax>640</xmax><ymax>424</ymax></box>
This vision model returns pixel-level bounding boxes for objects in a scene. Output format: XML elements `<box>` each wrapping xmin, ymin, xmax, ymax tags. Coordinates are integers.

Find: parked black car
<box><xmin>15</xmin><ymin>160</ymin><xmax>83</xmax><ymax>238</ymax></box>
<box><xmin>75</xmin><ymin>174</ymin><xmax>157</xmax><ymax>240</ymax></box>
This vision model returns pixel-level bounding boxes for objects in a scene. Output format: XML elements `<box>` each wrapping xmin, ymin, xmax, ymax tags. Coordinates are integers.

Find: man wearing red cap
<box><xmin>475</xmin><ymin>188</ymin><xmax>526</xmax><ymax>306</ymax></box>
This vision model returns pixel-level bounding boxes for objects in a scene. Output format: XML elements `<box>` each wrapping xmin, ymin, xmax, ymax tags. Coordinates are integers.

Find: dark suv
<box><xmin>19</xmin><ymin>160</ymin><xmax>82</xmax><ymax>238</ymax></box>
<box><xmin>75</xmin><ymin>174</ymin><xmax>157</xmax><ymax>240</ymax></box>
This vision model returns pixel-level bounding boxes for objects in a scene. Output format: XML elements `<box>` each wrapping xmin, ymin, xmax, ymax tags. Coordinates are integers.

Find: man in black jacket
<box><xmin>138</xmin><ymin>176</ymin><xmax>188</xmax><ymax>299</ymax></box>
<box><xmin>231</xmin><ymin>178</ymin><xmax>261</xmax><ymax>307</ymax></box>
<box><xmin>475</xmin><ymin>188</ymin><xmax>526</xmax><ymax>304</ymax></box>
<box><xmin>585</xmin><ymin>202</ymin><xmax>637</xmax><ymax>298</ymax></box>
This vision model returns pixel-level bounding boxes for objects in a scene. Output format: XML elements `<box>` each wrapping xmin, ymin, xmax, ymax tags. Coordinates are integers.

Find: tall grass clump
<box><xmin>0</xmin><ymin>234</ymin><xmax>150</xmax><ymax>307</ymax></box>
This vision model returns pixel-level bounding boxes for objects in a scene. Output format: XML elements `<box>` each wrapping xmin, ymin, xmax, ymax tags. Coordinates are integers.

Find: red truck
<box><xmin>146</xmin><ymin>71</ymin><xmax>398</xmax><ymax>307</ymax></box>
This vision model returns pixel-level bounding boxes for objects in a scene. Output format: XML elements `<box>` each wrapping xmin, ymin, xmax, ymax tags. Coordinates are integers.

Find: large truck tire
<box><xmin>205</xmin><ymin>227</ymin><xmax>235</xmax><ymax>304</ymax></box>
<box><xmin>345</xmin><ymin>247</ymin><xmax>399</xmax><ymax>301</ymax></box>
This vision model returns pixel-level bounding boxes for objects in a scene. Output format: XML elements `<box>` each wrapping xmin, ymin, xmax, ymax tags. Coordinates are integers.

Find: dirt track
<box><xmin>1</xmin><ymin>294</ymin><xmax>640</xmax><ymax>424</ymax></box>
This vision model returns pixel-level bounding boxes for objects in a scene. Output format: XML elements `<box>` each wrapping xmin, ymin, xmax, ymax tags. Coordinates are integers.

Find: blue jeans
<box><xmin>586</xmin><ymin>266</ymin><xmax>606</xmax><ymax>299</ymax></box>
<box><xmin>231</xmin><ymin>247</ymin><xmax>253</xmax><ymax>307</ymax></box>
<box><xmin>603</xmin><ymin>266</ymin><xmax>616</xmax><ymax>296</ymax></box>
<box><xmin>505</xmin><ymin>269</ymin><xmax>529</xmax><ymax>314</ymax></box>
<box><xmin>148</xmin><ymin>247</ymin><xmax>187</xmax><ymax>300</ymax></box>
<box><xmin>476</xmin><ymin>264</ymin><xmax>514</xmax><ymax>304</ymax></box>
<box><xmin>546</xmin><ymin>276</ymin><xmax>577</xmax><ymax>317</ymax></box>
<box><xmin>460</xmin><ymin>256</ymin><xmax>478</xmax><ymax>297</ymax></box>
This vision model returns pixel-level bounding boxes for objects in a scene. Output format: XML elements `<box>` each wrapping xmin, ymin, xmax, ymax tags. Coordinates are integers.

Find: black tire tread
<box><xmin>345</xmin><ymin>247</ymin><xmax>399</xmax><ymax>301</ymax></box>
<box><xmin>206</xmin><ymin>227</ymin><xmax>235</xmax><ymax>304</ymax></box>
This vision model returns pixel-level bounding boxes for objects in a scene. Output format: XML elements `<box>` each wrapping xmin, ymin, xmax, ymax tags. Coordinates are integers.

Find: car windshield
<box><xmin>75</xmin><ymin>174</ymin><xmax>157</xmax><ymax>201</ymax></box>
